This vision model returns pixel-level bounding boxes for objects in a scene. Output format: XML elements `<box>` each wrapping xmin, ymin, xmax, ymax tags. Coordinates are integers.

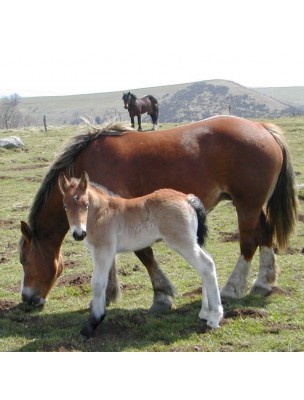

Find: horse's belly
<box><xmin>117</xmin><ymin>226</ymin><xmax>160</xmax><ymax>252</ymax></box>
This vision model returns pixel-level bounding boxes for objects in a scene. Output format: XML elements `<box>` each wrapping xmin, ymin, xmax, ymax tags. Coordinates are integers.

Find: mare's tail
<box><xmin>187</xmin><ymin>194</ymin><xmax>208</xmax><ymax>247</ymax></box>
<box><xmin>261</xmin><ymin>122</ymin><xmax>298</xmax><ymax>252</ymax></box>
<box><xmin>148</xmin><ymin>95</ymin><xmax>159</xmax><ymax>121</ymax></box>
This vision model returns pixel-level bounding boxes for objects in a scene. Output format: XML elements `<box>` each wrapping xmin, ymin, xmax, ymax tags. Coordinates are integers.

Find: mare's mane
<box><xmin>28</xmin><ymin>122</ymin><xmax>133</xmax><ymax>234</ymax></box>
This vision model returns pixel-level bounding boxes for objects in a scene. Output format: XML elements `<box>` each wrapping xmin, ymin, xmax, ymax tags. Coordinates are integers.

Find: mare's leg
<box><xmin>106</xmin><ymin>259</ymin><xmax>121</xmax><ymax>305</ymax></box>
<box><xmin>151</xmin><ymin>114</ymin><xmax>158</xmax><ymax>131</ymax></box>
<box><xmin>134</xmin><ymin>247</ymin><xmax>175</xmax><ymax>312</ymax></box>
<box><xmin>173</xmin><ymin>243</ymin><xmax>223</xmax><ymax>328</ymax></box>
<box><xmin>130</xmin><ymin>116</ymin><xmax>135</xmax><ymax>129</ymax></box>
<box><xmin>220</xmin><ymin>208</ymin><xmax>260</xmax><ymax>299</ymax></box>
<box><xmin>251</xmin><ymin>211</ymin><xmax>277</xmax><ymax>295</ymax></box>
<box><xmin>81</xmin><ymin>247</ymin><xmax>115</xmax><ymax>339</ymax></box>
<box><xmin>137</xmin><ymin>115</ymin><xmax>142</xmax><ymax>131</ymax></box>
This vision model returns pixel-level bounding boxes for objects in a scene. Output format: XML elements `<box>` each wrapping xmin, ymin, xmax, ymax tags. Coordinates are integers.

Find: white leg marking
<box><xmin>90</xmin><ymin>247</ymin><xmax>115</xmax><ymax>319</ymax></box>
<box><xmin>252</xmin><ymin>246</ymin><xmax>276</xmax><ymax>293</ymax></box>
<box><xmin>221</xmin><ymin>255</ymin><xmax>251</xmax><ymax>299</ymax></box>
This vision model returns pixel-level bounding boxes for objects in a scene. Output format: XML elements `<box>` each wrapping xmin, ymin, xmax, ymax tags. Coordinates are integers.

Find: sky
<box><xmin>1</xmin><ymin>0</ymin><xmax>304</xmax><ymax>97</ymax></box>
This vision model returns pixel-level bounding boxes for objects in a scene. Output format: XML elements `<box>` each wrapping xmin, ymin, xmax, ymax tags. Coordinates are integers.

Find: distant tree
<box><xmin>0</xmin><ymin>98</ymin><xmax>22</xmax><ymax>129</ymax></box>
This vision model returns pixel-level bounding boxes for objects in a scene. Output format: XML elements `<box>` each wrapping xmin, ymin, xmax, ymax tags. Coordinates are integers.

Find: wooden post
<box><xmin>43</xmin><ymin>115</ymin><xmax>47</xmax><ymax>132</ymax></box>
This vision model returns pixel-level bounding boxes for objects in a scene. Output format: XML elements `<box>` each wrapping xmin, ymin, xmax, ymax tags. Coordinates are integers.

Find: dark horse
<box><xmin>122</xmin><ymin>91</ymin><xmax>158</xmax><ymax>131</ymax></box>
<box><xmin>20</xmin><ymin>116</ymin><xmax>298</xmax><ymax>314</ymax></box>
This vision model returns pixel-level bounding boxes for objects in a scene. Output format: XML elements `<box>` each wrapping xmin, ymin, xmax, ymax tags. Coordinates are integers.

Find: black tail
<box><xmin>187</xmin><ymin>194</ymin><xmax>208</xmax><ymax>247</ymax></box>
<box><xmin>147</xmin><ymin>95</ymin><xmax>159</xmax><ymax>122</ymax></box>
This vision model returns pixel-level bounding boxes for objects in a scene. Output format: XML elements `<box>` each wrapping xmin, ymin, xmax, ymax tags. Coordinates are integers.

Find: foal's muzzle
<box><xmin>73</xmin><ymin>230</ymin><xmax>86</xmax><ymax>241</ymax></box>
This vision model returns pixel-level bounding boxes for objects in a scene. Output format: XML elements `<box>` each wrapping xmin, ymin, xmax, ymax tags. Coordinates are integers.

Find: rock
<box><xmin>0</xmin><ymin>136</ymin><xmax>24</xmax><ymax>149</ymax></box>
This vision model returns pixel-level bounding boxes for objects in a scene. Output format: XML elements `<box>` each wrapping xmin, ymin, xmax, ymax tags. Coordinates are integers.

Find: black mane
<box><xmin>28</xmin><ymin>124</ymin><xmax>131</xmax><ymax>233</ymax></box>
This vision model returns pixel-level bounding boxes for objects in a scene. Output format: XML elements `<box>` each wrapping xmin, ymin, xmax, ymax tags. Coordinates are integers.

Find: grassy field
<box><xmin>0</xmin><ymin>118</ymin><xmax>303</xmax><ymax>352</ymax></box>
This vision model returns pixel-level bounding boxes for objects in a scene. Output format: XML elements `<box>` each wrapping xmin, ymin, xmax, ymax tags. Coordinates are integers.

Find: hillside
<box><xmin>14</xmin><ymin>80</ymin><xmax>302</xmax><ymax>126</ymax></box>
<box><xmin>255</xmin><ymin>86</ymin><xmax>304</xmax><ymax>108</ymax></box>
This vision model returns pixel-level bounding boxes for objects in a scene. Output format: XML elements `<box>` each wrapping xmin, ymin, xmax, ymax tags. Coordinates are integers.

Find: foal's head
<box><xmin>58</xmin><ymin>172</ymin><xmax>90</xmax><ymax>241</ymax></box>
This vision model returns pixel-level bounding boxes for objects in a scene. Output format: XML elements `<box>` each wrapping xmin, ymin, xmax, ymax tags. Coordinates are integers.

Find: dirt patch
<box><xmin>220</xmin><ymin>231</ymin><xmax>239</xmax><ymax>242</ymax></box>
<box><xmin>57</xmin><ymin>273</ymin><xmax>91</xmax><ymax>287</ymax></box>
<box><xmin>298</xmin><ymin>213</ymin><xmax>304</xmax><ymax>223</ymax></box>
<box><xmin>121</xmin><ymin>283</ymin><xmax>145</xmax><ymax>291</ymax></box>
<box><xmin>182</xmin><ymin>287</ymin><xmax>201</xmax><ymax>297</ymax></box>
<box><xmin>0</xmin><ymin>299</ymin><xmax>18</xmax><ymax>311</ymax></box>
<box><xmin>0</xmin><ymin>219</ymin><xmax>15</xmax><ymax>228</ymax></box>
<box><xmin>224</xmin><ymin>308</ymin><xmax>267</xmax><ymax>319</ymax></box>
<box><xmin>267</xmin><ymin>286</ymin><xmax>290</xmax><ymax>296</ymax></box>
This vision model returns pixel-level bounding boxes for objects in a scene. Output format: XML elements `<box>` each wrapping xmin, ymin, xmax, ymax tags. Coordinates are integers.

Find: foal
<box><xmin>59</xmin><ymin>172</ymin><xmax>223</xmax><ymax>338</ymax></box>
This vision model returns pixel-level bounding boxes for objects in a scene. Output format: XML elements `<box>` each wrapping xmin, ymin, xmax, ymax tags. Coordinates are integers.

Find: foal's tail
<box><xmin>187</xmin><ymin>195</ymin><xmax>208</xmax><ymax>247</ymax></box>
<box><xmin>262</xmin><ymin>122</ymin><xmax>298</xmax><ymax>252</ymax></box>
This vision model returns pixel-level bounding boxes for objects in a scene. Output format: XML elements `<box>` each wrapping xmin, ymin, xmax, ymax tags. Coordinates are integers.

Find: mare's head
<box><xmin>122</xmin><ymin>91</ymin><xmax>131</xmax><ymax>109</ymax></box>
<box><xmin>58</xmin><ymin>172</ymin><xmax>90</xmax><ymax>241</ymax></box>
<box><xmin>20</xmin><ymin>220</ymin><xmax>64</xmax><ymax>306</ymax></box>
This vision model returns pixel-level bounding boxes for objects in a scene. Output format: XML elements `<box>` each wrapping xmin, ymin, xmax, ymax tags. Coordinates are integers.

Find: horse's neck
<box><xmin>33</xmin><ymin>188</ymin><xmax>69</xmax><ymax>249</ymax></box>
<box><xmin>88</xmin><ymin>186</ymin><xmax>110</xmax><ymax>215</ymax></box>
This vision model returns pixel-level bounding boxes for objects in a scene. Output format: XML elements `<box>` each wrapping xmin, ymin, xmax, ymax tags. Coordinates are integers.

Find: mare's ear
<box><xmin>20</xmin><ymin>221</ymin><xmax>32</xmax><ymax>243</ymax></box>
<box><xmin>58</xmin><ymin>173</ymin><xmax>69</xmax><ymax>194</ymax></box>
<box><xmin>79</xmin><ymin>171</ymin><xmax>89</xmax><ymax>192</ymax></box>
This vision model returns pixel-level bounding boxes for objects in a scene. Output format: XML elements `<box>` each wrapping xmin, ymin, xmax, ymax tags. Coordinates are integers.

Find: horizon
<box><xmin>2</xmin><ymin>79</ymin><xmax>304</xmax><ymax>100</ymax></box>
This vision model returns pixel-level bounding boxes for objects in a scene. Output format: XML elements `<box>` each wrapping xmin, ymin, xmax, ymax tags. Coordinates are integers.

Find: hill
<box><xmin>14</xmin><ymin>80</ymin><xmax>302</xmax><ymax>126</ymax></box>
<box><xmin>255</xmin><ymin>86</ymin><xmax>304</xmax><ymax>108</ymax></box>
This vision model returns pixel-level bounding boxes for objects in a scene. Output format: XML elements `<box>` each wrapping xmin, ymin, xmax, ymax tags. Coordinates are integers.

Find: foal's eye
<box><xmin>63</xmin><ymin>204</ymin><xmax>68</xmax><ymax>210</ymax></box>
<box><xmin>85</xmin><ymin>203</ymin><xmax>89</xmax><ymax>209</ymax></box>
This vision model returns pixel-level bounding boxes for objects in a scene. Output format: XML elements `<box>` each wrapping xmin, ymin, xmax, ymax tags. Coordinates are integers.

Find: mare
<box><xmin>58</xmin><ymin>172</ymin><xmax>223</xmax><ymax>338</ymax></box>
<box><xmin>19</xmin><ymin>116</ymin><xmax>298</xmax><ymax>312</ymax></box>
<box><xmin>122</xmin><ymin>91</ymin><xmax>158</xmax><ymax>131</ymax></box>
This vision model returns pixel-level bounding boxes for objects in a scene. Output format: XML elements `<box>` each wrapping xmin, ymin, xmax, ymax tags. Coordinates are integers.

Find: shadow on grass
<box><xmin>0</xmin><ymin>292</ymin><xmax>271</xmax><ymax>352</ymax></box>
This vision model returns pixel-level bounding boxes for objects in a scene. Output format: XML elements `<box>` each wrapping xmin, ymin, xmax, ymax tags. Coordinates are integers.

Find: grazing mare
<box><xmin>19</xmin><ymin>116</ymin><xmax>298</xmax><ymax>312</ymax></box>
<box><xmin>122</xmin><ymin>91</ymin><xmax>158</xmax><ymax>131</ymax></box>
<box><xmin>58</xmin><ymin>172</ymin><xmax>223</xmax><ymax>338</ymax></box>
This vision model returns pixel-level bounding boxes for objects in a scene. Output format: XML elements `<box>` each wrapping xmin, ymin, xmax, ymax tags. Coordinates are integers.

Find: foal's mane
<box><xmin>28</xmin><ymin>121</ymin><xmax>133</xmax><ymax>232</ymax></box>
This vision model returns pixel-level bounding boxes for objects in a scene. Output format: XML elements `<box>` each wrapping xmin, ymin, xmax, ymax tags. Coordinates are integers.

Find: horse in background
<box><xmin>58</xmin><ymin>171</ymin><xmax>223</xmax><ymax>338</ymax></box>
<box><xmin>122</xmin><ymin>91</ymin><xmax>158</xmax><ymax>131</ymax></box>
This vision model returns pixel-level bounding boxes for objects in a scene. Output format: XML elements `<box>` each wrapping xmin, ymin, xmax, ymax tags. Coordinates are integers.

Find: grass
<box><xmin>0</xmin><ymin>119</ymin><xmax>304</xmax><ymax>352</ymax></box>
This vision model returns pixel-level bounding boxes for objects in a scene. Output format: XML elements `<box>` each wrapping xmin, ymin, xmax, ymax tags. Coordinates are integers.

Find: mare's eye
<box><xmin>63</xmin><ymin>204</ymin><xmax>68</xmax><ymax>210</ymax></box>
<box><xmin>85</xmin><ymin>203</ymin><xmax>89</xmax><ymax>209</ymax></box>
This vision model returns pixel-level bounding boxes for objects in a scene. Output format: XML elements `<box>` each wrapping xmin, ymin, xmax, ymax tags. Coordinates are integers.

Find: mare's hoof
<box><xmin>250</xmin><ymin>285</ymin><xmax>272</xmax><ymax>297</ymax></box>
<box><xmin>149</xmin><ymin>299</ymin><xmax>172</xmax><ymax>314</ymax></box>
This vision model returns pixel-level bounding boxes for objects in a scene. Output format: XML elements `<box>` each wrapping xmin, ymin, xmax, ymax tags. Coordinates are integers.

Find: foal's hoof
<box><xmin>80</xmin><ymin>324</ymin><xmax>96</xmax><ymax>340</ymax></box>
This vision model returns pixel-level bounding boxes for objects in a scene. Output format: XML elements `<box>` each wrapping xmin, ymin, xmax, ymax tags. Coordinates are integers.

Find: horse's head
<box><xmin>58</xmin><ymin>172</ymin><xmax>89</xmax><ymax>241</ymax></box>
<box><xmin>20</xmin><ymin>221</ymin><xmax>64</xmax><ymax>306</ymax></box>
<box><xmin>122</xmin><ymin>91</ymin><xmax>131</xmax><ymax>109</ymax></box>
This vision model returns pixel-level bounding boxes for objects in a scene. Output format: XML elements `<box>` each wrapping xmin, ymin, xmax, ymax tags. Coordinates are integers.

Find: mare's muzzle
<box><xmin>22</xmin><ymin>292</ymin><xmax>45</xmax><ymax>307</ymax></box>
<box><xmin>73</xmin><ymin>230</ymin><xmax>86</xmax><ymax>241</ymax></box>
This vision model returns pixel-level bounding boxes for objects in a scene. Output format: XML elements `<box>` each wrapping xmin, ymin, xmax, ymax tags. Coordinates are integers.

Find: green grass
<box><xmin>0</xmin><ymin>119</ymin><xmax>304</xmax><ymax>352</ymax></box>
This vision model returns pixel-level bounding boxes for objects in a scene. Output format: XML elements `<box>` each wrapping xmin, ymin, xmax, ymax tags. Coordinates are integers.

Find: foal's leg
<box><xmin>220</xmin><ymin>208</ymin><xmax>259</xmax><ymax>299</ymax></box>
<box><xmin>134</xmin><ymin>247</ymin><xmax>175</xmax><ymax>312</ymax></box>
<box><xmin>81</xmin><ymin>247</ymin><xmax>115</xmax><ymax>339</ymax></box>
<box><xmin>170</xmin><ymin>242</ymin><xmax>223</xmax><ymax>328</ymax></box>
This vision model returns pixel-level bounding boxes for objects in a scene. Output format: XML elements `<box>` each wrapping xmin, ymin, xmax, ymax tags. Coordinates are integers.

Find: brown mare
<box><xmin>20</xmin><ymin>116</ymin><xmax>298</xmax><ymax>313</ymax></box>
<box><xmin>122</xmin><ymin>91</ymin><xmax>158</xmax><ymax>131</ymax></box>
<box><xmin>58</xmin><ymin>172</ymin><xmax>223</xmax><ymax>337</ymax></box>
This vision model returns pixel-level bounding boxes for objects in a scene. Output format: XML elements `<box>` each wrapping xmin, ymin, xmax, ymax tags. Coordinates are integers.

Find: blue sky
<box><xmin>1</xmin><ymin>0</ymin><xmax>304</xmax><ymax>97</ymax></box>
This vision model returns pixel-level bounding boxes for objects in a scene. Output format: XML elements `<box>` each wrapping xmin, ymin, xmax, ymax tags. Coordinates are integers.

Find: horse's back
<box><xmin>76</xmin><ymin>116</ymin><xmax>284</xmax><ymax>210</ymax></box>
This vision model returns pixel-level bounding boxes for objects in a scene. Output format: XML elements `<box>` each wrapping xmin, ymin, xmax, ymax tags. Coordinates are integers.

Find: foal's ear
<box><xmin>20</xmin><ymin>221</ymin><xmax>32</xmax><ymax>243</ymax></box>
<box><xmin>79</xmin><ymin>171</ymin><xmax>89</xmax><ymax>191</ymax></box>
<box><xmin>58</xmin><ymin>173</ymin><xmax>69</xmax><ymax>194</ymax></box>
